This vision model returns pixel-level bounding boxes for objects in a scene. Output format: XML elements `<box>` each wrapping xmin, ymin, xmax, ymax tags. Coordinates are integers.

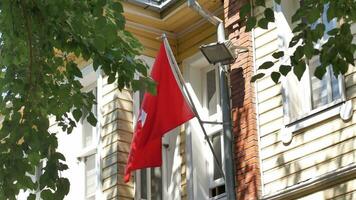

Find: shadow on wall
<box><xmin>230</xmin><ymin>67</ymin><xmax>260</xmax><ymax>199</ymax></box>
<box><xmin>267</xmin><ymin>114</ymin><xmax>356</xmax><ymax>198</ymax></box>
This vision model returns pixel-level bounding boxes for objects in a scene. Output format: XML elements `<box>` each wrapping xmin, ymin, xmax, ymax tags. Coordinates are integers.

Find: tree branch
<box><xmin>20</xmin><ymin>0</ymin><xmax>33</xmax><ymax>89</ymax></box>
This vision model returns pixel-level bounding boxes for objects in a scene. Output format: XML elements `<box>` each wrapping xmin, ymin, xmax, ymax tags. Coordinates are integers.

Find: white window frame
<box><xmin>206</xmin><ymin>130</ymin><xmax>226</xmax><ymax>200</ymax></box>
<box><xmin>135</xmin><ymin>167</ymin><xmax>163</xmax><ymax>200</ymax></box>
<box><xmin>183</xmin><ymin>52</ymin><xmax>226</xmax><ymax>200</ymax></box>
<box><xmin>201</xmin><ymin>65</ymin><xmax>221</xmax><ymax>122</ymax></box>
<box><xmin>77</xmin><ymin>64</ymin><xmax>102</xmax><ymax>200</ymax></box>
<box><xmin>275</xmin><ymin>1</ymin><xmax>348</xmax><ymax>135</ymax></box>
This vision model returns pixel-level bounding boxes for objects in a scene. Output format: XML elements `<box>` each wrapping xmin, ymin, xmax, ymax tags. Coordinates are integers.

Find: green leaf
<box><xmin>272</xmin><ymin>51</ymin><xmax>284</xmax><ymax>59</ymax></box>
<box><xmin>314</xmin><ymin>66</ymin><xmax>326</xmax><ymax>80</ymax></box>
<box><xmin>69</xmin><ymin>63</ymin><xmax>83</xmax><ymax>78</ymax></box>
<box><xmin>279</xmin><ymin>65</ymin><xmax>292</xmax><ymax>76</ymax></box>
<box><xmin>72</xmin><ymin>109</ymin><xmax>82</xmax><ymax>122</ymax></box>
<box><xmin>53</xmin><ymin>152</ymin><xmax>66</xmax><ymax>161</ymax></box>
<box><xmin>304</xmin><ymin>42</ymin><xmax>314</xmax><ymax>59</ymax></box>
<box><xmin>307</xmin><ymin>8</ymin><xmax>320</xmax><ymax>24</ymax></box>
<box><xmin>313</xmin><ymin>23</ymin><xmax>325</xmax><ymax>41</ymax></box>
<box><xmin>274</xmin><ymin>0</ymin><xmax>281</xmax><ymax>4</ymax></box>
<box><xmin>41</xmin><ymin>189</ymin><xmax>55</xmax><ymax>199</ymax></box>
<box><xmin>293</xmin><ymin>62</ymin><xmax>306</xmax><ymax>80</ymax></box>
<box><xmin>258</xmin><ymin>18</ymin><xmax>269</xmax><ymax>29</ymax></box>
<box><xmin>28</xmin><ymin>194</ymin><xmax>36</xmax><ymax>200</ymax></box>
<box><xmin>87</xmin><ymin>112</ymin><xmax>97</xmax><ymax>126</ymax></box>
<box><xmin>112</xmin><ymin>2</ymin><xmax>124</xmax><ymax>13</ymax></box>
<box><xmin>145</xmin><ymin>78</ymin><xmax>157</xmax><ymax>95</ymax></box>
<box><xmin>327</xmin><ymin>28</ymin><xmax>339</xmax><ymax>36</ymax></box>
<box><xmin>93</xmin><ymin>35</ymin><xmax>106</xmax><ymax>52</ymax></box>
<box><xmin>240</xmin><ymin>3</ymin><xmax>251</xmax><ymax>19</ymax></box>
<box><xmin>271</xmin><ymin>72</ymin><xmax>281</xmax><ymax>83</ymax></box>
<box><xmin>251</xmin><ymin>73</ymin><xmax>265</xmax><ymax>82</ymax></box>
<box><xmin>289</xmin><ymin>34</ymin><xmax>302</xmax><ymax>47</ymax></box>
<box><xmin>57</xmin><ymin>178</ymin><xmax>70</xmax><ymax>198</ymax></box>
<box><xmin>245</xmin><ymin>17</ymin><xmax>257</xmax><ymax>32</ymax></box>
<box><xmin>255</xmin><ymin>0</ymin><xmax>265</xmax><ymax>7</ymax></box>
<box><xmin>327</xmin><ymin>5</ymin><xmax>335</xmax><ymax>22</ymax></box>
<box><xmin>258</xmin><ymin>61</ymin><xmax>274</xmax><ymax>70</ymax></box>
<box><xmin>107</xmin><ymin>74</ymin><xmax>116</xmax><ymax>84</ymax></box>
<box><xmin>264</xmin><ymin>8</ymin><xmax>275</xmax><ymax>22</ymax></box>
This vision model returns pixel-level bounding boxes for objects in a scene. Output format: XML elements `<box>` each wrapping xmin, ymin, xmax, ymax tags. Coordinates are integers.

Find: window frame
<box><xmin>274</xmin><ymin>1</ymin><xmax>347</xmax><ymax>134</ymax></box>
<box><xmin>76</xmin><ymin>64</ymin><xmax>102</xmax><ymax>200</ymax></box>
<box><xmin>207</xmin><ymin>130</ymin><xmax>226</xmax><ymax>199</ymax></box>
<box><xmin>201</xmin><ymin>65</ymin><xmax>221</xmax><ymax>123</ymax></box>
<box><xmin>183</xmin><ymin>52</ymin><xmax>226</xmax><ymax>199</ymax></box>
<box><xmin>135</xmin><ymin>167</ymin><xmax>163</xmax><ymax>200</ymax></box>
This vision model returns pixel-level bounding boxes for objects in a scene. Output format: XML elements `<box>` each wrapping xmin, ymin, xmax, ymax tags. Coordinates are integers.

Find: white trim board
<box><xmin>261</xmin><ymin>163</ymin><xmax>356</xmax><ymax>200</ymax></box>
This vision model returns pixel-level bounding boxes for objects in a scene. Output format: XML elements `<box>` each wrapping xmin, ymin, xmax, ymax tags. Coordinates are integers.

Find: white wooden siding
<box><xmin>254</xmin><ymin>0</ymin><xmax>356</xmax><ymax>197</ymax></box>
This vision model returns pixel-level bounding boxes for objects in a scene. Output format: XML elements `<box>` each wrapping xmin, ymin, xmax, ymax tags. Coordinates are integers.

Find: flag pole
<box><xmin>161</xmin><ymin>34</ymin><xmax>226</xmax><ymax>181</ymax></box>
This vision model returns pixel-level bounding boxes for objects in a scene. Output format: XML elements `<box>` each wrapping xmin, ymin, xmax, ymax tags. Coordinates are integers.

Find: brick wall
<box><xmin>224</xmin><ymin>0</ymin><xmax>262</xmax><ymax>199</ymax></box>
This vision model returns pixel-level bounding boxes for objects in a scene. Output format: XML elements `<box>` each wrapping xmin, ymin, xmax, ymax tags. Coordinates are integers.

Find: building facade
<box><xmin>54</xmin><ymin>0</ymin><xmax>356</xmax><ymax>200</ymax></box>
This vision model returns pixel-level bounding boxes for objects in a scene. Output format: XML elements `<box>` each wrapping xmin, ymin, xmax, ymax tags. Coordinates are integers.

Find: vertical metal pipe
<box><xmin>217</xmin><ymin>23</ymin><xmax>236</xmax><ymax>200</ymax></box>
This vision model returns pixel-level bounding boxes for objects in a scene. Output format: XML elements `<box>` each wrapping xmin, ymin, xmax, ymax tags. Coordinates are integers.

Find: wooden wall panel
<box><xmin>255</xmin><ymin>9</ymin><xmax>356</xmax><ymax>199</ymax></box>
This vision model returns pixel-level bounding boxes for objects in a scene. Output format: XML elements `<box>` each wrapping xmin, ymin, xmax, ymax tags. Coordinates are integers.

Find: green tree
<box><xmin>0</xmin><ymin>0</ymin><xmax>153</xmax><ymax>199</ymax></box>
<box><xmin>244</xmin><ymin>0</ymin><xmax>356</xmax><ymax>83</ymax></box>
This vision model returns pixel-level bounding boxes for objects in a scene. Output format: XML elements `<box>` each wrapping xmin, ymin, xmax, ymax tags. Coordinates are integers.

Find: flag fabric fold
<box><xmin>124</xmin><ymin>42</ymin><xmax>195</xmax><ymax>182</ymax></box>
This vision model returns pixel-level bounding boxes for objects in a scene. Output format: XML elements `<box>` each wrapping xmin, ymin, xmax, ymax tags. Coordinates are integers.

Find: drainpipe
<box><xmin>187</xmin><ymin>1</ymin><xmax>236</xmax><ymax>200</ymax></box>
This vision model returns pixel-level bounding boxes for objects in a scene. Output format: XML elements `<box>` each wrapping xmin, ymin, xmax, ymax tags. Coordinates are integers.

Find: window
<box><xmin>203</xmin><ymin>68</ymin><xmax>225</xmax><ymax>199</ymax></box>
<box><xmin>84</xmin><ymin>154</ymin><xmax>96</xmax><ymax>200</ymax></box>
<box><xmin>79</xmin><ymin>86</ymin><xmax>99</xmax><ymax>200</ymax></box>
<box><xmin>183</xmin><ymin>53</ymin><xmax>226</xmax><ymax>199</ymax></box>
<box><xmin>204</xmin><ymin>67</ymin><xmax>219</xmax><ymax>116</ymax></box>
<box><xmin>136</xmin><ymin>168</ymin><xmax>163</xmax><ymax>200</ymax></box>
<box><xmin>209</xmin><ymin>132</ymin><xmax>226</xmax><ymax>199</ymax></box>
<box><xmin>276</xmin><ymin>1</ymin><xmax>346</xmax><ymax>128</ymax></box>
<box><xmin>305</xmin><ymin>3</ymin><xmax>342</xmax><ymax>111</ymax></box>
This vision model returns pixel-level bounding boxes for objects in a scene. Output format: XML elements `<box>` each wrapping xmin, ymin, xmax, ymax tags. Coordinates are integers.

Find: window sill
<box><xmin>285</xmin><ymin>99</ymin><xmax>343</xmax><ymax>133</ymax></box>
<box><xmin>209</xmin><ymin>193</ymin><xmax>227</xmax><ymax>200</ymax></box>
<box><xmin>280</xmin><ymin>99</ymin><xmax>353</xmax><ymax>144</ymax></box>
<box><xmin>77</xmin><ymin>146</ymin><xmax>97</xmax><ymax>159</ymax></box>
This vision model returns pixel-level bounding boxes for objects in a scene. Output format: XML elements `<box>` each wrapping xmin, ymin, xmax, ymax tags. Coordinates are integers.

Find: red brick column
<box><xmin>224</xmin><ymin>0</ymin><xmax>261</xmax><ymax>199</ymax></box>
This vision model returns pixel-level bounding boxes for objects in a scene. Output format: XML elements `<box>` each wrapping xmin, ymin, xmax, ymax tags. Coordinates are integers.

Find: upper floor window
<box><xmin>203</xmin><ymin>66</ymin><xmax>220</xmax><ymax>118</ymax></box>
<box><xmin>183</xmin><ymin>53</ymin><xmax>226</xmax><ymax>199</ymax></box>
<box><xmin>81</xmin><ymin>87</ymin><xmax>98</xmax><ymax>200</ymax></box>
<box><xmin>276</xmin><ymin>1</ymin><xmax>346</xmax><ymax>125</ymax></box>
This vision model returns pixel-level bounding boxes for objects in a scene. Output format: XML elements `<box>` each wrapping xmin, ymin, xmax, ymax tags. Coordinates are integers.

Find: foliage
<box><xmin>241</xmin><ymin>0</ymin><xmax>356</xmax><ymax>83</ymax></box>
<box><xmin>0</xmin><ymin>0</ymin><xmax>154</xmax><ymax>199</ymax></box>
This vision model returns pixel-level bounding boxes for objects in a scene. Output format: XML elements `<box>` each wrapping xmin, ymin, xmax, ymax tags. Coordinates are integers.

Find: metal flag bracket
<box><xmin>201</xmin><ymin>120</ymin><xmax>229</xmax><ymax>125</ymax></box>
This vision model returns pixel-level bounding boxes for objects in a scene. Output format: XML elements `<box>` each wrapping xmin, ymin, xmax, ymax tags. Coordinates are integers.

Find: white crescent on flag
<box><xmin>140</xmin><ymin>109</ymin><xmax>147</xmax><ymax>127</ymax></box>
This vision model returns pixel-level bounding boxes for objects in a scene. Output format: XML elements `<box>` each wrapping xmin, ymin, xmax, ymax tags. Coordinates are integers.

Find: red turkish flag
<box><xmin>124</xmin><ymin>42</ymin><xmax>195</xmax><ymax>182</ymax></box>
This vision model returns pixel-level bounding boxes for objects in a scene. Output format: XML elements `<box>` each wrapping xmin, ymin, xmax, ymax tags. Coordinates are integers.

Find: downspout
<box><xmin>187</xmin><ymin>1</ymin><xmax>236</xmax><ymax>200</ymax></box>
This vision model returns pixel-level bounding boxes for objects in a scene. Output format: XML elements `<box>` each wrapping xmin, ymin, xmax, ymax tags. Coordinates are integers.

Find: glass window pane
<box><xmin>82</xmin><ymin>88</ymin><xmax>97</xmax><ymax>148</ymax></box>
<box><xmin>82</xmin><ymin>118</ymin><xmax>93</xmax><ymax>148</ymax></box>
<box><xmin>151</xmin><ymin>167</ymin><xmax>162</xmax><ymax>200</ymax></box>
<box><xmin>140</xmin><ymin>169</ymin><xmax>148</xmax><ymax>199</ymax></box>
<box><xmin>212</xmin><ymin>134</ymin><xmax>223</xmax><ymax>180</ymax></box>
<box><xmin>206</xmin><ymin>69</ymin><xmax>217</xmax><ymax>115</ymax></box>
<box><xmin>309</xmin><ymin>57</ymin><xmax>329</xmax><ymax>109</ymax></box>
<box><xmin>331</xmin><ymin>73</ymin><xmax>341</xmax><ymax>101</ymax></box>
<box><xmin>85</xmin><ymin>154</ymin><xmax>96</xmax><ymax>198</ymax></box>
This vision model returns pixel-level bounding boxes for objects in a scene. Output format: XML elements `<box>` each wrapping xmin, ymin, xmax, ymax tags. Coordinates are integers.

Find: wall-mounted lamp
<box><xmin>200</xmin><ymin>40</ymin><xmax>248</xmax><ymax>65</ymax></box>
